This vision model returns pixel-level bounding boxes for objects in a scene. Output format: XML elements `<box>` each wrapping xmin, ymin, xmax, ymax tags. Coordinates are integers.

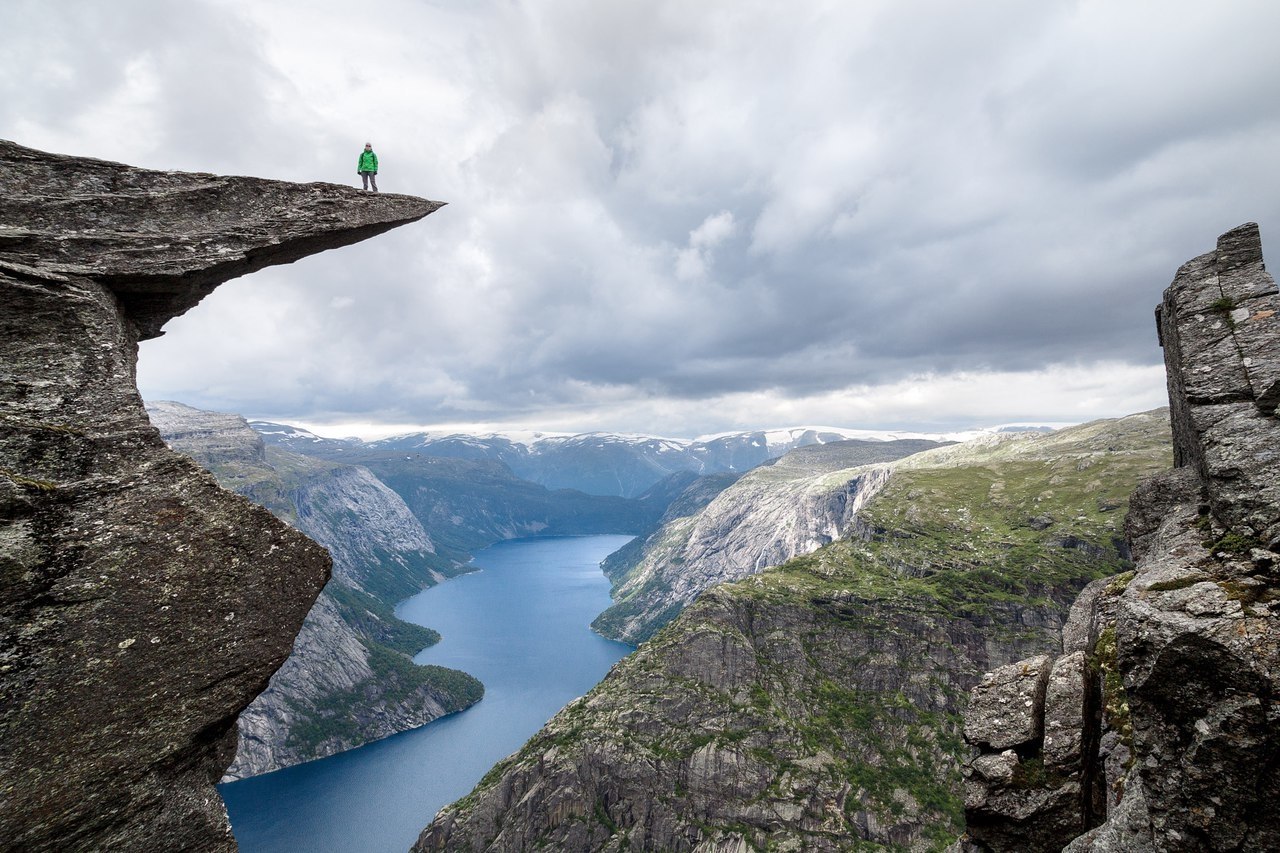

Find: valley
<box><xmin>5</xmin><ymin>131</ymin><xmax>1273</xmax><ymax>853</ymax></box>
<box><xmin>219</xmin><ymin>535</ymin><xmax>632</xmax><ymax>853</ymax></box>
<box><xmin>148</xmin><ymin>402</ymin><xmax>664</xmax><ymax>776</ymax></box>
<box><xmin>415</xmin><ymin>412</ymin><xmax>1171</xmax><ymax>851</ymax></box>
<box><xmin>155</xmin><ymin>396</ymin><xmax>1173</xmax><ymax>852</ymax></box>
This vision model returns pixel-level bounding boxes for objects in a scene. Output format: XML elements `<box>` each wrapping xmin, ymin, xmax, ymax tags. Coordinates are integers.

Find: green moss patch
<box><xmin>285</xmin><ymin>639</ymin><xmax>482</xmax><ymax>756</ymax></box>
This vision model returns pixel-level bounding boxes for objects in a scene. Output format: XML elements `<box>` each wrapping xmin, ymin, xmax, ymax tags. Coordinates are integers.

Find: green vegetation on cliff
<box><xmin>326</xmin><ymin>583</ymin><xmax>440</xmax><ymax>656</ymax></box>
<box><xmin>753</xmin><ymin>414</ymin><xmax>1167</xmax><ymax>621</ymax></box>
<box><xmin>593</xmin><ymin>440</ymin><xmax>943</xmax><ymax>645</ymax></box>
<box><xmin>286</xmin><ymin>643</ymin><xmax>484</xmax><ymax>756</ymax></box>
<box><xmin>417</xmin><ymin>411</ymin><xmax>1172</xmax><ymax>853</ymax></box>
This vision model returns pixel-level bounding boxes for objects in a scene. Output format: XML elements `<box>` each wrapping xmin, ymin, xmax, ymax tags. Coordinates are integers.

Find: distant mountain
<box><xmin>335</xmin><ymin>450</ymin><xmax>661</xmax><ymax>555</ymax></box>
<box><xmin>251</xmin><ymin>422</ymin><xmax>985</xmax><ymax>498</ymax></box>
<box><xmin>250</xmin><ymin>421</ymin><xmax>664</xmax><ymax>552</ymax></box>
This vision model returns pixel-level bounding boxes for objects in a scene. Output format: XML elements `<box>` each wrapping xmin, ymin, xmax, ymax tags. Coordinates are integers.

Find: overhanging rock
<box><xmin>0</xmin><ymin>140</ymin><xmax>442</xmax><ymax>851</ymax></box>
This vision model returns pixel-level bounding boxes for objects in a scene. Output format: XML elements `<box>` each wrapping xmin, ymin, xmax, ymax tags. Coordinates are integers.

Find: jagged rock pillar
<box><xmin>1104</xmin><ymin>222</ymin><xmax>1280</xmax><ymax>851</ymax></box>
<box><xmin>1157</xmin><ymin>223</ymin><xmax>1280</xmax><ymax>546</ymax></box>
<box><xmin>960</xmin><ymin>224</ymin><xmax>1280</xmax><ymax>853</ymax></box>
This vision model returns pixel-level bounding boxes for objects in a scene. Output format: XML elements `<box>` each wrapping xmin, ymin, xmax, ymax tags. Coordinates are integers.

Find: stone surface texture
<box><xmin>959</xmin><ymin>224</ymin><xmax>1280</xmax><ymax>852</ymax></box>
<box><xmin>962</xmin><ymin>655</ymin><xmax>1052</xmax><ymax>751</ymax></box>
<box><xmin>0</xmin><ymin>140</ymin><xmax>440</xmax><ymax>851</ymax></box>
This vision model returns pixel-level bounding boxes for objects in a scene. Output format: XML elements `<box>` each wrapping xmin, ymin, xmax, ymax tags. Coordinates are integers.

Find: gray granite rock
<box><xmin>961</xmin><ymin>649</ymin><xmax>1100</xmax><ymax>851</ymax></box>
<box><xmin>963</xmin><ymin>655</ymin><xmax>1052</xmax><ymax>751</ymax></box>
<box><xmin>961</xmin><ymin>225</ymin><xmax>1280</xmax><ymax>853</ymax></box>
<box><xmin>1042</xmin><ymin>651</ymin><xmax>1088</xmax><ymax>770</ymax></box>
<box><xmin>0</xmin><ymin>140</ymin><xmax>440</xmax><ymax>851</ymax></box>
<box><xmin>1159</xmin><ymin>223</ymin><xmax>1280</xmax><ymax>548</ymax></box>
<box><xmin>1062</xmin><ymin>775</ymin><xmax>1157</xmax><ymax>853</ymax></box>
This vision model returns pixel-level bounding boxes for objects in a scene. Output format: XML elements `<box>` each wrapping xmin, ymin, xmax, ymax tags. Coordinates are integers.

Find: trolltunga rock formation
<box><xmin>959</xmin><ymin>223</ymin><xmax>1280</xmax><ymax>852</ymax></box>
<box><xmin>0</xmin><ymin>140</ymin><xmax>441</xmax><ymax>851</ymax></box>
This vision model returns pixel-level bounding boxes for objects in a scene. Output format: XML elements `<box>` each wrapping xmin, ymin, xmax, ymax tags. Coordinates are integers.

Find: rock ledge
<box><xmin>0</xmin><ymin>140</ymin><xmax>441</xmax><ymax>851</ymax></box>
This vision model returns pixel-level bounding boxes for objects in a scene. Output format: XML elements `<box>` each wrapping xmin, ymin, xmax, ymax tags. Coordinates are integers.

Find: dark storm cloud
<box><xmin>4</xmin><ymin>0</ymin><xmax>1278</xmax><ymax>435</ymax></box>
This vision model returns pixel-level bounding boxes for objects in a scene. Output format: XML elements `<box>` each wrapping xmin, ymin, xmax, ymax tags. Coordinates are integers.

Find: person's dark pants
<box><xmin>360</xmin><ymin>171</ymin><xmax>378</xmax><ymax>192</ymax></box>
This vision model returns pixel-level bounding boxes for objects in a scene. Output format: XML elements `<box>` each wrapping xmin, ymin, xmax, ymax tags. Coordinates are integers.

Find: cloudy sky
<box><xmin>4</xmin><ymin>1</ymin><xmax>1278</xmax><ymax>438</ymax></box>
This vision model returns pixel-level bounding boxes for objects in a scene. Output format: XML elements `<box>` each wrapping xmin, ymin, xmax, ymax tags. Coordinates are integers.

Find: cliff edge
<box><xmin>959</xmin><ymin>223</ymin><xmax>1279</xmax><ymax>852</ymax></box>
<box><xmin>0</xmin><ymin>141</ymin><xmax>442</xmax><ymax>851</ymax></box>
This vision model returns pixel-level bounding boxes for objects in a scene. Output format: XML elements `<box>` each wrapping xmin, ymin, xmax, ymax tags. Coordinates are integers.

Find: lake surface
<box><xmin>219</xmin><ymin>534</ymin><xmax>634</xmax><ymax>853</ymax></box>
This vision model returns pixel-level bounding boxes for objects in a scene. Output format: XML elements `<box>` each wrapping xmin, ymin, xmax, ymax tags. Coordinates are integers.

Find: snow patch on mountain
<box><xmin>695</xmin><ymin>425</ymin><xmax>989</xmax><ymax>446</ymax></box>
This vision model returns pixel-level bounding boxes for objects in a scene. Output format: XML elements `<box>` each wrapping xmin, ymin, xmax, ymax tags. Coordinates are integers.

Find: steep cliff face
<box><xmin>593</xmin><ymin>439</ymin><xmax>943</xmax><ymax>644</ymax></box>
<box><xmin>146</xmin><ymin>402</ymin><xmax>481</xmax><ymax>779</ymax></box>
<box><xmin>0</xmin><ymin>141</ymin><xmax>440</xmax><ymax>851</ymax></box>
<box><xmin>147</xmin><ymin>401</ymin><xmax>448</xmax><ymax>600</ymax></box>
<box><xmin>414</xmin><ymin>413</ymin><xmax>1169</xmax><ymax>852</ymax></box>
<box><xmin>959</xmin><ymin>224</ymin><xmax>1280</xmax><ymax>853</ymax></box>
<box><xmin>286</xmin><ymin>447</ymin><xmax>663</xmax><ymax>555</ymax></box>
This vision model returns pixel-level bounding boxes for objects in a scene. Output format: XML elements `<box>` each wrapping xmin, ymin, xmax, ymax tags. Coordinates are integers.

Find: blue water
<box><xmin>219</xmin><ymin>534</ymin><xmax>634</xmax><ymax>853</ymax></box>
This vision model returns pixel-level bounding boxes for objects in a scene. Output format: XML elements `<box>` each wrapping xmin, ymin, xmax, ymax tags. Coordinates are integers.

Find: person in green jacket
<box><xmin>357</xmin><ymin>142</ymin><xmax>379</xmax><ymax>192</ymax></box>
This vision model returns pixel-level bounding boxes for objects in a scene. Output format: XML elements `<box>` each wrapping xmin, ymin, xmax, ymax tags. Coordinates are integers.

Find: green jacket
<box><xmin>358</xmin><ymin>149</ymin><xmax>378</xmax><ymax>172</ymax></box>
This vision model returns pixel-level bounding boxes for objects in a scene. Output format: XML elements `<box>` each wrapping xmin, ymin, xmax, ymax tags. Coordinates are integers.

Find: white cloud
<box><xmin>676</xmin><ymin>210</ymin><xmax>736</xmax><ymax>281</ymax></box>
<box><xmin>4</xmin><ymin>0</ymin><xmax>1277</xmax><ymax>435</ymax></box>
<box><xmin>288</xmin><ymin>361</ymin><xmax>1169</xmax><ymax>440</ymax></box>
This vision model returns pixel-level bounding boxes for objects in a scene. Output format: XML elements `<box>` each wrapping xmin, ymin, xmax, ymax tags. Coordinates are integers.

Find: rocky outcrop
<box><xmin>0</xmin><ymin>140</ymin><xmax>440</xmax><ymax>341</ymax></box>
<box><xmin>414</xmin><ymin>413</ymin><xmax>1170</xmax><ymax>852</ymax></box>
<box><xmin>959</xmin><ymin>224</ymin><xmax>1280</xmax><ymax>852</ymax></box>
<box><xmin>593</xmin><ymin>439</ymin><xmax>943</xmax><ymax>643</ymax></box>
<box><xmin>0</xmin><ymin>141</ymin><xmax>440</xmax><ymax>851</ymax></box>
<box><xmin>147</xmin><ymin>402</ymin><xmax>482</xmax><ymax>779</ymax></box>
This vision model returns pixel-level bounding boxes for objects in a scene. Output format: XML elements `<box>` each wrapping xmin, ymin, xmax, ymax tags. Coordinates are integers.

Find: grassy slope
<box><xmin>593</xmin><ymin>440</ymin><xmax>948</xmax><ymax>644</ymax></box>
<box><xmin>427</xmin><ymin>411</ymin><xmax>1171</xmax><ymax>851</ymax></box>
<box><xmin>762</xmin><ymin>412</ymin><xmax>1170</xmax><ymax>620</ymax></box>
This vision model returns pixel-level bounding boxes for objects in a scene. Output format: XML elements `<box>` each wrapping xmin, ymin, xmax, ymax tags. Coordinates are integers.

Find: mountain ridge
<box><xmin>592</xmin><ymin>438</ymin><xmax>950</xmax><ymax>644</ymax></box>
<box><xmin>251</xmin><ymin>421</ymin><xmax>1000</xmax><ymax>498</ymax></box>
